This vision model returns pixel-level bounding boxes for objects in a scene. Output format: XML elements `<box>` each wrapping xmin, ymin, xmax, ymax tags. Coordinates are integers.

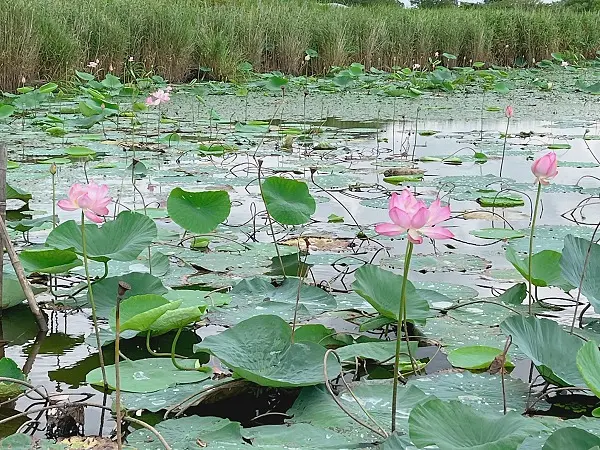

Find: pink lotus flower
<box><xmin>145</xmin><ymin>88</ymin><xmax>171</xmax><ymax>106</ymax></box>
<box><xmin>531</xmin><ymin>152</ymin><xmax>558</xmax><ymax>185</ymax></box>
<box><xmin>375</xmin><ymin>189</ymin><xmax>454</xmax><ymax>244</ymax></box>
<box><xmin>58</xmin><ymin>182</ymin><xmax>111</xmax><ymax>223</ymax></box>
<box><xmin>505</xmin><ymin>105</ymin><xmax>514</xmax><ymax>118</ymax></box>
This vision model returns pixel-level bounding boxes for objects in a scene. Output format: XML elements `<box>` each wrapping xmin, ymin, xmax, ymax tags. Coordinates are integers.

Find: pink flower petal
<box><xmin>389</xmin><ymin>207</ymin><xmax>412</xmax><ymax>229</ymax></box>
<box><xmin>420</xmin><ymin>226</ymin><xmax>454</xmax><ymax>240</ymax></box>
<box><xmin>77</xmin><ymin>193</ymin><xmax>93</xmax><ymax>209</ymax></box>
<box><xmin>426</xmin><ymin>199</ymin><xmax>451</xmax><ymax>226</ymax></box>
<box><xmin>407</xmin><ymin>229</ymin><xmax>423</xmax><ymax>244</ymax></box>
<box><xmin>57</xmin><ymin>199</ymin><xmax>78</xmax><ymax>211</ymax></box>
<box><xmin>410</xmin><ymin>207</ymin><xmax>429</xmax><ymax>229</ymax></box>
<box><xmin>389</xmin><ymin>192</ymin><xmax>402</xmax><ymax>210</ymax></box>
<box><xmin>84</xmin><ymin>210</ymin><xmax>103</xmax><ymax>223</ymax></box>
<box><xmin>375</xmin><ymin>223</ymin><xmax>405</xmax><ymax>236</ymax></box>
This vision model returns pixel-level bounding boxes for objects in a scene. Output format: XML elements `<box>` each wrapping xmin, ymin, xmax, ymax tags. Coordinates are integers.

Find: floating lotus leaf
<box><xmin>46</xmin><ymin>211</ymin><xmax>157</xmax><ymax>263</ymax></box>
<box><xmin>194</xmin><ymin>314</ymin><xmax>340</xmax><ymax>387</ymax></box>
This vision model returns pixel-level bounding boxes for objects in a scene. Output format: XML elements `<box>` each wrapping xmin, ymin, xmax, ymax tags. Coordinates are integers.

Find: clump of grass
<box><xmin>2</xmin><ymin>0</ymin><xmax>600</xmax><ymax>91</ymax></box>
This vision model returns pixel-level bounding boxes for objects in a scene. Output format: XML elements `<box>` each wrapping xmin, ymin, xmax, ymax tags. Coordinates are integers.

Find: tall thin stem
<box><xmin>114</xmin><ymin>293</ymin><xmax>122</xmax><ymax>450</ymax></box>
<box><xmin>81</xmin><ymin>211</ymin><xmax>107</xmax><ymax>386</ymax></box>
<box><xmin>527</xmin><ymin>183</ymin><xmax>542</xmax><ymax>315</ymax></box>
<box><xmin>499</xmin><ymin>117</ymin><xmax>510</xmax><ymax>178</ymax></box>
<box><xmin>391</xmin><ymin>240</ymin><xmax>414</xmax><ymax>433</ymax></box>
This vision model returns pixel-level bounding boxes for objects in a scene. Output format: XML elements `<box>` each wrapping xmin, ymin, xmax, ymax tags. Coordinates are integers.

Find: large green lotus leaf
<box><xmin>420</xmin><ymin>317</ymin><xmax>526</xmax><ymax>358</ymax></box>
<box><xmin>409</xmin><ymin>399</ymin><xmax>543</xmax><ymax>450</ymax></box>
<box><xmin>243</xmin><ymin>423</ymin><xmax>359</xmax><ymax>449</ymax></box>
<box><xmin>208</xmin><ymin>277</ymin><xmax>336</xmax><ymax>326</ymax></box>
<box><xmin>560</xmin><ymin>235</ymin><xmax>600</xmax><ymax>313</ymax></box>
<box><xmin>7</xmin><ymin>215</ymin><xmax>55</xmax><ymax>233</ymax></box>
<box><xmin>410</xmin><ymin>372</ymin><xmax>543</xmax><ymax>413</ymax></box>
<box><xmin>377</xmin><ymin>434</ymin><xmax>412</xmax><ymax>449</ymax></box>
<box><xmin>90</xmin><ymin>272</ymin><xmax>168</xmax><ymax>318</ymax></box>
<box><xmin>290</xmin><ymin>372</ymin><xmax>538</xmax><ymax>442</ymax></box>
<box><xmin>110</xmin><ymin>295</ymin><xmax>180</xmax><ymax>332</ymax></box>
<box><xmin>0</xmin><ymin>105</ymin><xmax>15</xmax><ymax>120</ymax></box>
<box><xmin>542</xmin><ymin>427</ymin><xmax>600</xmax><ymax>450</ymax></box>
<box><xmin>0</xmin><ymin>434</ymin><xmax>32</xmax><ymax>449</ymax></box>
<box><xmin>293</xmin><ymin>324</ymin><xmax>352</xmax><ymax>347</ymax></box>
<box><xmin>447</xmin><ymin>345</ymin><xmax>513</xmax><ymax>370</ymax></box>
<box><xmin>412</xmin><ymin>281</ymin><xmax>479</xmax><ymax>301</ymax></box>
<box><xmin>86</xmin><ymin>358</ymin><xmax>211</xmax><ymax>393</ymax></box>
<box><xmin>167</xmin><ymin>188</ymin><xmax>231</xmax><ymax>234</ymax></box>
<box><xmin>20</xmin><ymin>248</ymin><xmax>82</xmax><ymax>274</ymax></box>
<box><xmin>194</xmin><ymin>315</ymin><xmax>340</xmax><ymax>387</ymax></box>
<box><xmin>150</xmin><ymin>306</ymin><xmax>204</xmax><ymax>335</ymax></box>
<box><xmin>497</xmin><ymin>283</ymin><xmax>527</xmax><ymax>306</ymax></box>
<box><xmin>414</xmin><ymin>289</ymin><xmax>454</xmax><ymax>310</ymax></box>
<box><xmin>576</xmin><ymin>340</ymin><xmax>600</xmax><ymax>398</ymax></box>
<box><xmin>381</xmin><ymin>253</ymin><xmax>491</xmax><ymax>274</ymax></box>
<box><xmin>0</xmin><ymin>358</ymin><xmax>26</xmax><ymax>399</ymax></box>
<box><xmin>127</xmin><ymin>415</ymin><xmax>359</xmax><ymax>450</ymax></box>
<box><xmin>46</xmin><ymin>211</ymin><xmax>157</xmax><ymax>262</ymax></box>
<box><xmin>447</xmin><ymin>300</ymin><xmax>532</xmax><ymax>327</ymax></box>
<box><xmin>1</xmin><ymin>273</ymin><xmax>45</xmax><ymax>310</ymax></box>
<box><xmin>127</xmin><ymin>416</ymin><xmax>246</xmax><ymax>450</ymax></box>
<box><xmin>351</xmin><ymin>264</ymin><xmax>430</xmax><ymax>323</ymax></box>
<box><xmin>120</xmin><ymin>378</ymin><xmax>221</xmax><ymax>413</ymax></box>
<box><xmin>164</xmin><ymin>290</ymin><xmax>230</xmax><ymax>310</ymax></box>
<box><xmin>185</xmin><ymin>242</ymin><xmax>297</xmax><ymax>273</ymax></box>
<box><xmin>6</xmin><ymin>184</ymin><xmax>32</xmax><ymax>202</ymax></box>
<box><xmin>506</xmin><ymin>247</ymin><xmax>573</xmax><ymax>291</ymax></box>
<box><xmin>335</xmin><ymin>340</ymin><xmax>418</xmax><ymax>364</ymax></box>
<box><xmin>511</xmin><ymin>225</ymin><xmax>596</xmax><ymax>253</ymax></box>
<box><xmin>289</xmin><ymin>382</ymin><xmax>429</xmax><ymax>440</ymax></box>
<box><xmin>261</xmin><ymin>176</ymin><xmax>316</xmax><ymax>225</ymax></box>
<box><xmin>501</xmin><ymin>316</ymin><xmax>586</xmax><ymax>387</ymax></box>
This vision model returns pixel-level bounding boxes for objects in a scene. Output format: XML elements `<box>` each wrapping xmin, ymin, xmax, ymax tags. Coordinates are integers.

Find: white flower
<box><xmin>434</xmin><ymin>52</ymin><xmax>439</xmax><ymax>57</ymax></box>
<box><xmin>304</xmin><ymin>55</ymin><xmax>311</xmax><ymax>61</ymax></box>
<box><xmin>87</xmin><ymin>61</ymin><xmax>98</xmax><ymax>68</ymax></box>
<box><xmin>561</xmin><ymin>60</ymin><xmax>569</xmax><ymax>67</ymax></box>
<box><xmin>413</xmin><ymin>63</ymin><xmax>421</xmax><ymax>70</ymax></box>
<box><xmin>128</xmin><ymin>56</ymin><xmax>134</xmax><ymax>62</ymax></box>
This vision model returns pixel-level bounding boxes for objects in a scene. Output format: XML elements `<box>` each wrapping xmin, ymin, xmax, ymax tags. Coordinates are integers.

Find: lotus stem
<box><xmin>391</xmin><ymin>240</ymin><xmax>414</xmax><ymax>433</ymax></box>
<box><xmin>169</xmin><ymin>328</ymin><xmax>198</xmax><ymax>371</ymax></box>
<box><xmin>146</xmin><ymin>330</ymin><xmax>189</xmax><ymax>359</ymax></box>
<box><xmin>115</xmin><ymin>291</ymin><xmax>122</xmax><ymax>449</ymax></box>
<box><xmin>81</xmin><ymin>211</ymin><xmax>108</xmax><ymax>387</ymax></box>
<box><xmin>527</xmin><ymin>183</ymin><xmax>542</xmax><ymax>316</ymax></box>
<box><xmin>499</xmin><ymin>116</ymin><xmax>510</xmax><ymax>178</ymax></box>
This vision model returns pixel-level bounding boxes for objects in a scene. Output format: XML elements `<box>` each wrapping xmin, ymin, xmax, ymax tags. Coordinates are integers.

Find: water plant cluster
<box><xmin>4</xmin><ymin>0</ymin><xmax>600</xmax><ymax>90</ymax></box>
<box><xmin>0</xmin><ymin>56</ymin><xmax>599</xmax><ymax>450</ymax></box>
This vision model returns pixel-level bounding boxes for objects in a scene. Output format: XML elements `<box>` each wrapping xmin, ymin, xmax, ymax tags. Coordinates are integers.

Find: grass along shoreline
<box><xmin>2</xmin><ymin>0</ymin><xmax>600</xmax><ymax>91</ymax></box>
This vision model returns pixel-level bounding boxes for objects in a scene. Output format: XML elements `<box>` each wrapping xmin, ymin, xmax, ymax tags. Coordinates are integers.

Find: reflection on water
<box><xmin>1</xmin><ymin>113</ymin><xmax>599</xmax><ymax>437</ymax></box>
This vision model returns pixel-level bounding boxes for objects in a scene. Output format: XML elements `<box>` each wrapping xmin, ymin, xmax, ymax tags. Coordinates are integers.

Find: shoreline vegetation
<box><xmin>2</xmin><ymin>0</ymin><xmax>600</xmax><ymax>91</ymax></box>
